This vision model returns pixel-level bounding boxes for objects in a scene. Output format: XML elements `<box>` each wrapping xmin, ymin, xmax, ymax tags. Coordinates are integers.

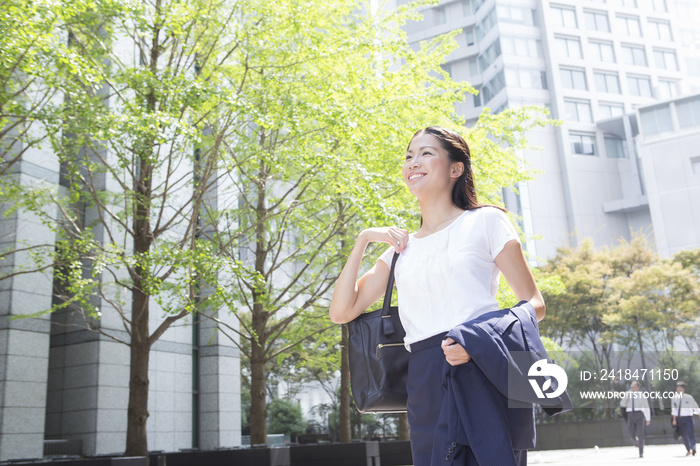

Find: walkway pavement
<box><xmin>529</xmin><ymin>444</ymin><xmax>697</xmax><ymax>465</ymax></box>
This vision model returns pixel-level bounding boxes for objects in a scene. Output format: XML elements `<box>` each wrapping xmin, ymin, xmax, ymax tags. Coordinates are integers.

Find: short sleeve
<box><xmin>378</xmin><ymin>245</ymin><xmax>396</xmax><ymax>268</ymax></box>
<box><xmin>483</xmin><ymin>207</ymin><xmax>520</xmax><ymax>260</ymax></box>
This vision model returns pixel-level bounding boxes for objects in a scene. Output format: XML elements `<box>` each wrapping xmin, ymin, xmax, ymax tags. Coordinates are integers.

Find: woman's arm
<box><xmin>495</xmin><ymin>239</ymin><xmax>546</xmax><ymax>321</ymax></box>
<box><xmin>328</xmin><ymin>227</ymin><xmax>409</xmax><ymax>324</ymax></box>
<box><xmin>443</xmin><ymin>238</ymin><xmax>545</xmax><ymax>366</ymax></box>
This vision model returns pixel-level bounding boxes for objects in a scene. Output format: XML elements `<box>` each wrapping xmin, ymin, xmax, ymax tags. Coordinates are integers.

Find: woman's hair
<box><xmin>408</xmin><ymin>126</ymin><xmax>481</xmax><ymax>210</ymax></box>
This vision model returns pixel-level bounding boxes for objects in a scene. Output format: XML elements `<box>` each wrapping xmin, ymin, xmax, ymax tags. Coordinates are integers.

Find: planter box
<box><xmin>290</xmin><ymin>441</ymin><xmax>380</xmax><ymax>466</ymax></box>
<box><xmin>149</xmin><ymin>447</ymin><xmax>290</xmax><ymax>466</ymax></box>
<box><xmin>379</xmin><ymin>441</ymin><xmax>412</xmax><ymax>466</ymax></box>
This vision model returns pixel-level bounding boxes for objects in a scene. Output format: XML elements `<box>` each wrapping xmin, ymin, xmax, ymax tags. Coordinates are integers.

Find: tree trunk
<box><xmin>339</xmin><ymin>324</ymin><xmax>351</xmax><ymax>442</ymax></box>
<box><xmin>398</xmin><ymin>413</ymin><xmax>409</xmax><ymax>441</ymax></box>
<box><xmin>125</xmin><ymin>284</ymin><xmax>150</xmax><ymax>462</ymax></box>
<box><xmin>249</xmin><ymin>156</ymin><xmax>269</xmax><ymax>445</ymax></box>
<box><xmin>249</xmin><ymin>307</ymin><xmax>268</xmax><ymax>445</ymax></box>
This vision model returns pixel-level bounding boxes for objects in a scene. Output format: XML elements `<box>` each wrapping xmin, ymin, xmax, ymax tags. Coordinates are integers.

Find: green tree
<box><xmin>267</xmin><ymin>398</ymin><xmax>307</xmax><ymax>443</ymax></box>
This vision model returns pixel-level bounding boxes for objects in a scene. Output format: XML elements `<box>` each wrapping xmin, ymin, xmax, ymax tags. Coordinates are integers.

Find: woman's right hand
<box><xmin>358</xmin><ymin>227</ymin><xmax>410</xmax><ymax>253</ymax></box>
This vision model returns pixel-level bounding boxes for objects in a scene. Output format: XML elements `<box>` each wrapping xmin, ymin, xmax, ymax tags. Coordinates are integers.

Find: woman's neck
<box><xmin>418</xmin><ymin>195</ymin><xmax>465</xmax><ymax>234</ymax></box>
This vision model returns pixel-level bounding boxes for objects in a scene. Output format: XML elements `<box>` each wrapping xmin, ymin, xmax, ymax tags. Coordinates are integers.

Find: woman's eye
<box><xmin>405</xmin><ymin>155</ymin><xmax>412</xmax><ymax>161</ymax></box>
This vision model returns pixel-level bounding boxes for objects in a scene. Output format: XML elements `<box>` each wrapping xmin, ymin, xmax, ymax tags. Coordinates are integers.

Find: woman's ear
<box><xmin>451</xmin><ymin>162</ymin><xmax>465</xmax><ymax>178</ymax></box>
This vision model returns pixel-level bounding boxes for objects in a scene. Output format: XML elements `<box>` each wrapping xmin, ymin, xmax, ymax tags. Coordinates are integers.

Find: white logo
<box><xmin>528</xmin><ymin>359</ymin><xmax>568</xmax><ymax>399</ymax></box>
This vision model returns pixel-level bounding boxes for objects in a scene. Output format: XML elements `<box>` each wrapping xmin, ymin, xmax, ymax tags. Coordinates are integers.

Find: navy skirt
<box><xmin>406</xmin><ymin>333</ymin><xmax>527</xmax><ymax>466</ymax></box>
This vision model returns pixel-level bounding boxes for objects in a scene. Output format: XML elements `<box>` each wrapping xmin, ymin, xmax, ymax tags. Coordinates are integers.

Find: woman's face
<box><xmin>403</xmin><ymin>133</ymin><xmax>460</xmax><ymax>197</ymax></box>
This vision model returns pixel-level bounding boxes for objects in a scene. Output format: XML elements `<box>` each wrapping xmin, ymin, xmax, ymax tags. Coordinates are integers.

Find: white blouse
<box><xmin>379</xmin><ymin>207</ymin><xmax>520</xmax><ymax>347</ymax></box>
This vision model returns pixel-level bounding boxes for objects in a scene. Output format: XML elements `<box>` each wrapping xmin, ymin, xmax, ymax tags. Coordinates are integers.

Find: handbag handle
<box><xmin>381</xmin><ymin>252</ymin><xmax>400</xmax><ymax>336</ymax></box>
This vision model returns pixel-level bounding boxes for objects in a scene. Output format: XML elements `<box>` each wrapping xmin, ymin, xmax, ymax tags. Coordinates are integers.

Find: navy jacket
<box><xmin>431</xmin><ymin>301</ymin><xmax>573</xmax><ymax>466</ymax></box>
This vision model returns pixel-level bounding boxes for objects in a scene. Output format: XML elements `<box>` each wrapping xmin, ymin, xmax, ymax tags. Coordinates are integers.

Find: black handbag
<box><xmin>347</xmin><ymin>252</ymin><xmax>409</xmax><ymax>413</ymax></box>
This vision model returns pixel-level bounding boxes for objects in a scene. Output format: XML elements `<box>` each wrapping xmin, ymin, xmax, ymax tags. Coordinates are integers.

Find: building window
<box><xmin>584</xmin><ymin>10</ymin><xmax>610</xmax><ymax>32</ymax></box>
<box><xmin>604</xmin><ymin>137</ymin><xmax>626</xmax><ymax>158</ymax></box>
<box><xmin>594</xmin><ymin>71</ymin><xmax>621</xmax><ymax>93</ymax></box>
<box><xmin>691</xmin><ymin>156</ymin><xmax>700</xmax><ymax>175</ymax></box>
<box><xmin>460</xmin><ymin>28</ymin><xmax>476</xmax><ymax>47</ymax></box>
<box><xmin>648</xmin><ymin>20</ymin><xmax>672</xmax><ymax>41</ymax></box>
<box><xmin>502</xmin><ymin>37</ymin><xmax>543</xmax><ymax>58</ymax></box>
<box><xmin>434</xmin><ymin>6</ymin><xmax>447</xmax><ymax>25</ymax></box>
<box><xmin>621</xmin><ymin>44</ymin><xmax>647</xmax><ymax>66</ymax></box>
<box><xmin>676</xmin><ymin>96</ymin><xmax>700</xmax><ymax>129</ymax></box>
<box><xmin>463</xmin><ymin>0</ymin><xmax>474</xmax><ymax>16</ymax></box>
<box><xmin>656</xmin><ymin>79</ymin><xmax>678</xmax><ymax>99</ymax></box>
<box><xmin>441</xmin><ymin>63</ymin><xmax>452</xmax><ymax>77</ymax></box>
<box><xmin>505</xmin><ymin>67</ymin><xmax>548</xmax><ymax>89</ymax></box>
<box><xmin>476</xmin><ymin>7</ymin><xmax>498</xmax><ymax>41</ymax></box>
<box><xmin>552</xmin><ymin>5</ymin><xmax>578</xmax><ymax>28</ymax></box>
<box><xmin>570</xmin><ymin>133</ymin><xmax>597</xmax><ymax>156</ymax></box>
<box><xmin>627</xmin><ymin>75</ymin><xmax>652</xmax><ymax>97</ymax></box>
<box><xmin>560</xmin><ymin>67</ymin><xmax>588</xmax><ymax>90</ymax></box>
<box><xmin>599</xmin><ymin>102</ymin><xmax>625</xmax><ymax>119</ymax></box>
<box><xmin>611</xmin><ymin>0</ymin><xmax>637</xmax><ymax>6</ymax></box>
<box><xmin>589</xmin><ymin>40</ymin><xmax>615</xmax><ymax>62</ymax></box>
<box><xmin>639</xmin><ymin>104</ymin><xmax>673</xmax><ymax>134</ymax></box>
<box><xmin>564</xmin><ymin>100</ymin><xmax>593</xmax><ymax>122</ymax></box>
<box><xmin>497</xmin><ymin>4</ymin><xmax>537</xmax><ymax>26</ymax></box>
<box><xmin>483</xmin><ymin>70</ymin><xmax>507</xmax><ymax>102</ymax></box>
<box><xmin>616</xmin><ymin>15</ymin><xmax>642</xmax><ymax>37</ymax></box>
<box><xmin>640</xmin><ymin>0</ymin><xmax>667</xmax><ymax>12</ymax></box>
<box><xmin>469</xmin><ymin>58</ymin><xmax>479</xmax><ymax>76</ymax></box>
<box><xmin>555</xmin><ymin>36</ymin><xmax>583</xmax><ymax>59</ymax></box>
<box><xmin>653</xmin><ymin>49</ymin><xmax>678</xmax><ymax>70</ymax></box>
<box><xmin>478</xmin><ymin>40</ymin><xmax>502</xmax><ymax>71</ymax></box>
<box><xmin>474</xmin><ymin>86</ymin><xmax>482</xmax><ymax>107</ymax></box>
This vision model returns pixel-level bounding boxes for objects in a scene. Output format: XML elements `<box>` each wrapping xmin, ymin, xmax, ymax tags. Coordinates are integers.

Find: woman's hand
<box><xmin>441</xmin><ymin>337</ymin><xmax>471</xmax><ymax>366</ymax></box>
<box><xmin>359</xmin><ymin>226</ymin><xmax>410</xmax><ymax>253</ymax></box>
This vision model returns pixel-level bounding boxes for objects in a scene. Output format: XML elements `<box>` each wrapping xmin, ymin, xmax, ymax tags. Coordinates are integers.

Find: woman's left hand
<box><xmin>441</xmin><ymin>337</ymin><xmax>471</xmax><ymax>366</ymax></box>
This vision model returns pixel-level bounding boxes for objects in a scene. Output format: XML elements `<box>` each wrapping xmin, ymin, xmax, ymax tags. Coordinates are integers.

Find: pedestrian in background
<box><xmin>672</xmin><ymin>381</ymin><xmax>700</xmax><ymax>456</ymax></box>
<box><xmin>620</xmin><ymin>381</ymin><xmax>650</xmax><ymax>458</ymax></box>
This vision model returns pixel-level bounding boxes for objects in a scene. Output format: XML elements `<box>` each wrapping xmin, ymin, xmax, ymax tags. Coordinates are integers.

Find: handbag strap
<box><xmin>381</xmin><ymin>252</ymin><xmax>400</xmax><ymax>336</ymax></box>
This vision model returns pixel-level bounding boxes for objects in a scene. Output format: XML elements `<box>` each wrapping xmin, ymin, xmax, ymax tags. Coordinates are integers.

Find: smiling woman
<box><xmin>329</xmin><ymin>126</ymin><xmax>546</xmax><ymax>466</ymax></box>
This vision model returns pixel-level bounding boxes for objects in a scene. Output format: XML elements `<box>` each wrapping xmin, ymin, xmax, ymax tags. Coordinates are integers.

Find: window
<box><xmin>434</xmin><ymin>6</ymin><xmax>447</xmax><ymax>25</ymax></box>
<box><xmin>474</xmin><ymin>86</ymin><xmax>482</xmax><ymax>107</ymax></box>
<box><xmin>501</xmin><ymin>37</ymin><xmax>543</xmax><ymax>58</ymax></box>
<box><xmin>463</xmin><ymin>0</ymin><xmax>474</xmax><ymax>16</ymax></box>
<box><xmin>648</xmin><ymin>20</ymin><xmax>672</xmax><ymax>41</ymax></box>
<box><xmin>692</xmin><ymin>156</ymin><xmax>700</xmax><ymax>175</ymax></box>
<box><xmin>656</xmin><ymin>80</ymin><xmax>678</xmax><ymax>99</ymax></box>
<box><xmin>469</xmin><ymin>58</ymin><xmax>479</xmax><ymax>76</ymax></box>
<box><xmin>560</xmin><ymin>67</ymin><xmax>587</xmax><ymax>90</ymax></box>
<box><xmin>605</xmin><ymin>137</ymin><xmax>626</xmax><ymax>158</ymax></box>
<box><xmin>497</xmin><ymin>5</ymin><xmax>537</xmax><ymax>26</ymax></box>
<box><xmin>570</xmin><ymin>133</ymin><xmax>597</xmax><ymax>155</ymax></box>
<box><xmin>621</xmin><ymin>44</ymin><xmax>647</xmax><ymax>66</ymax></box>
<box><xmin>555</xmin><ymin>36</ymin><xmax>583</xmax><ymax>59</ymax></box>
<box><xmin>676</xmin><ymin>97</ymin><xmax>700</xmax><ymax>129</ymax></box>
<box><xmin>627</xmin><ymin>75</ymin><xmax>652</xmax><ymax>97</ymax></box>
<box><xmin>551</xmin><ymin>5</ymin><xmax>578</xmax><ymax>28</ymax></box>
<box><xmin>639</xmin><ymin>0</ymin><xmax>667</xmax><ymax>11</ymax></box>
<box><xmin>483</xmin><ymin>70</ymin><xmax>506</xmax><ymax>102</ymax></box>
<box><xmin>459</xmin><ymin>28</ymin><xmax>476</xmax><ymax>47</ymax></box>
<box><xmin>653</xmin><ymin>49</ymin><xmax>678</xmax><ymax>70</ymax></box>
<box><xmin>476</xmin><ymin>7</ymin><xmax>498</xmax><ymax>41</ymax></box>
<box><xmin>564</xmin><ymin>100</ymin><xmax>593</xmax><ymax>122</ymax></box>
<box><xmin>599</xmin><ymin>102</ymin><xmax>625</xmax><ymax>119</ymax></box>
<box><xmin>441</xmin><ymin>63</ymin><xmax>452</xmax><ymax>77</ymax></box>
<box><xmin>505</xmin><ymin>68</ymin><xmax>548</xmax><ymax>89</ymax></box>
<box><xmin>594</xmin><ymin>71</ymin><xmax>621</xmax><ymax>93</ymax></box>
<box><xmin>639</xmin><ymin>105</ymin><xmax>673</xmax><ymax>134</ymax></box>
<box><xmin>479</xmin><ymin>40</ymin><xmax>502</xmax><ymax>71</ymax></box>
<box><xmin>584</xmin><ymin>10</ymin><xmax>610</xmax><ymax>32</ymax></box>
<box><xmin>616</xmin><ymin>15</ymin><xmax>642</xmax><ymax>37</ymax></box>
<box><xmin>589</xmin><ymin>41</ymin><xmax>615</xmax><ymax>62</ymax></box>
<box><xmin>612</xmin><ymin>0</ymin><xmax>637</xmax><ymax>6</ymax></box>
